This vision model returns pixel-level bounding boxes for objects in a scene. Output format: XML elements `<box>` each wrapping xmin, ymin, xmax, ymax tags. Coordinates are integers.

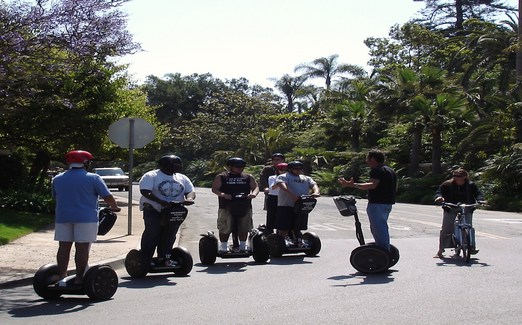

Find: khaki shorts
<box><xmin>54</xmin><ymin>222</ymin><xmax>98</xmax><ymax>243</ymax></box>
<box><xmin>217</xmin><ymin>208</ymin><xmax>253</xmax><ymax>235</ymax></box>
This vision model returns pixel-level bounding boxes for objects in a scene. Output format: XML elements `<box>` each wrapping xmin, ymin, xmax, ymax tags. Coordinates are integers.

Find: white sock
<box><xmin>219</xmin><ymin>242</ymin><xmax>228</xmax><ymax>251</ymax></box>
<box><xmin>239</xmin><ymin>241</ymin><xmax>246</xmax><ymax>250</ymax></box>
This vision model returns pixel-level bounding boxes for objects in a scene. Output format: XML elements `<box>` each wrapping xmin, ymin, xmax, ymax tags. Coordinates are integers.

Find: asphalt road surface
<box><xmin>1</xmin><ymin>187</ymin><xmax>521</xmax><ymax>324</ymax></box>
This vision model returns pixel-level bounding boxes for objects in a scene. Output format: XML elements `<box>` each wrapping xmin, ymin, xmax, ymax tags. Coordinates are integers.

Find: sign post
<box><xmin>109</xmin><ymin>118</ymin><xmax>155</xmax><ymax>235</ymax></box>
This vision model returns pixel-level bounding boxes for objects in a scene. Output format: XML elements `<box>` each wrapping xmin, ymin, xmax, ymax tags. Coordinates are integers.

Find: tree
<box><xmin>415</xmin><ymin>0</ymin><xmax>516</xmax><ymax>32</ymax></box>
<box><xmin>272</xmin><ymin>74</ymin><xmax>308</xmax><ymax>113</ymax></box>
<box><xmin>0</xmin><ymin>0</ymin><xmax>142</xmax><ymax>187</ymax></box>
<box><xmin>294</xmin><ymin>54</ymin><xmax>365</xmax><ymax>90</ymax></box>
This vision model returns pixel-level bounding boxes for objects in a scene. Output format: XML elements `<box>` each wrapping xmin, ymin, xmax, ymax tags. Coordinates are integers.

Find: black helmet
<box><xmin>227</xmin><ymin>157</ymin><xmax>247</xmax><ymax>168</ymax></box>
<box><xmin>158</xmin><ymin>154</ymin><xmax>183</xmax><ymax>172</ymax></box>
<box><xmin>271</xmin><ymin>153</ymin><xmax>285</xmax><ymax>160</ymax></box>
<box><xmin>287</xmin><ymin>161</ymin><xmax>304</xmax><ymax>169</ymax></box>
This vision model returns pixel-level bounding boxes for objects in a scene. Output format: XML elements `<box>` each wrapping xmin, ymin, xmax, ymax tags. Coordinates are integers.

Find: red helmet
<box><xmin>275</xmin><ymin>163</ymin><xmax>288</xmax><ymax>171</ymax></box>
<box><xmin>65</xmin><ymin>150</ymin><xmax>94</xmax><ymax>164</ymax></box>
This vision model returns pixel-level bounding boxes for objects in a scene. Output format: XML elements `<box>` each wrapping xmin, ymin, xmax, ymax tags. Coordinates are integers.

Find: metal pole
<box><xmin>128</xmin><ymin>118</ymin><xmax>135</xmax><ymax>235</ymax></box>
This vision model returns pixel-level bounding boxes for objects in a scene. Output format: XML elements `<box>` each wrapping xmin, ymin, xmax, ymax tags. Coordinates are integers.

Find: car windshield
<box><xmin>95</xmin><ymin>168</ymin><xmax>125</xmax><ymax>176</ymax></box>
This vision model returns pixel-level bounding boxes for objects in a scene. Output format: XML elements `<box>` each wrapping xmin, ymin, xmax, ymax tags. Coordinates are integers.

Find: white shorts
<box><xmin>54</xmin><ymin>222</ymin><xmax>98</xmax><ymax>243</ymax></box>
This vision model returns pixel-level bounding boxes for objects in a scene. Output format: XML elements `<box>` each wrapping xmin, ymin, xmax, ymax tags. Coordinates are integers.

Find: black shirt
<box><xmin>368</xmin><ymin>165</ymin><xmax>397</xmax><ymax>204</ymax></box>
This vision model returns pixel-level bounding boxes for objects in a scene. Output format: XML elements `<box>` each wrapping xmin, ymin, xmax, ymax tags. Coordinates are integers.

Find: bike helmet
<box><xmin>271</xmin><ymin>153</ymin><xmax>285</xmax><ymax>160</ymax></box>
<box><xmin>158</xmin><ymin>154</ymin><xmax>183</xmax><ymax>173</ymax></box>
<box><xmin>227</xmin><ymin>157</ymin><xmax>247</xmax><ymax>168</ymax></box>
<box><xmin>275</xmin><ymin>163</ymin><xmax>288</xmax><ymax>171</ymax></box>
<box><xmin>65</xmin><ymin>150</ymin><xmax>93</xmax><ymax>167</ymax></box>
<box><xmin>287</xmin><ymin>161</ymin><xmax>304</xmax><ymax>169</ymax></box>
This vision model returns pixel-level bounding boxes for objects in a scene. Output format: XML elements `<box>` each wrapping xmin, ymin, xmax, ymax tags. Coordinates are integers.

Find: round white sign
<box><xmin>108</xmin><ymin>118</ymin><xmax>155</xmax><ymax>148</ymax></box>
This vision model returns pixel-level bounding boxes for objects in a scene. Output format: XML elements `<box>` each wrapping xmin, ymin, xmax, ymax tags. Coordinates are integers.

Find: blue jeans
<box><xmin>366</xmin><ymin>203</ymin><xmax>392</xmax><ymax>251</ymax></box>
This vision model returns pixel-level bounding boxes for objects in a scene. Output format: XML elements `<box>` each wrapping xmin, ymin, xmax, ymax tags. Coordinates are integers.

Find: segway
<box><xmin>266</xmin><ymin>195</ymin><xmax>321</xmax><ymax>258</ymax></box>
<box><xmin>33</xmin><ymin>264</ymin><xmax>118</xmax><ymax>301</ymax></box>
<box><xmin>125</xmin><ymin>201</ymin><xmax>194</xmax><ymax>277</ymax></box>
<box><xmin>33</xmin><ymin>208</ymin><xmax>120</xmax><ymax>301</ymax></box>
<box><xmin>333</xmin><ymin>195</ymin><xmax>399</xmax><ymax>274</ymax></box>
<box><xmin>199</xmin><ymin>194</ymin><xmax>270</xmax><ymax>265</ymax></box>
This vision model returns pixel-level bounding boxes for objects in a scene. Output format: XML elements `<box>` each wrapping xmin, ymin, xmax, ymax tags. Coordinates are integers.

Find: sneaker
<box><xmin>218</xmin><ymin>247</ymin><xmax>230</xmax><ymax>253</ymax></box>
<box><xmin>284</xmin><ymin>237</ymin><xmax>294</xmax><ymax>246</ymax></box>
<box><xmin>164</xmin><ymin>260</ymin><xmax>178</xmax><ymax>267</ymax></box>
<box><xmin>471</xmin><ymin>249</ymin><xmax>479</xmax><ymax>254</ymax></box>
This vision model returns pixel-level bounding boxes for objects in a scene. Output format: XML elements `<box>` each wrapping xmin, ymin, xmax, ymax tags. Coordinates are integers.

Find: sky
<box><xmin>119</xmin><ymin>0</ymin><xmax>518</xmax><ymax>88</ymax></box>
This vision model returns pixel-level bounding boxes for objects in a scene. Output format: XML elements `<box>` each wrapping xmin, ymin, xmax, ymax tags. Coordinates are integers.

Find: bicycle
<box><xmin>440</xmin><ymin>201</ymin><xmax>482</xmax><ymax>263</ymax></box>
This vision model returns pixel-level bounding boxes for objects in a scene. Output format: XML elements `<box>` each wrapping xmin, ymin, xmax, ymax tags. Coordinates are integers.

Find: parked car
<box><xmin>93</xmin><ymin>167</ymin><xmax>130</xmax><ymax>191</ymax></box>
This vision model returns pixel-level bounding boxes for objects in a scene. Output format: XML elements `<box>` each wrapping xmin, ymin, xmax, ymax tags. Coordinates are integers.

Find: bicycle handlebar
<box><xmin>440</xmin><ymin>202</ymin><xmax>483</xmax><ymax>209</ymax></box>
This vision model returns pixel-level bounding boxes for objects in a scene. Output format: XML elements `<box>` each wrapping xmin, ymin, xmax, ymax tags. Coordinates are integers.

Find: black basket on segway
<box><xmin>228</xmin><ymin>193</ymin><xmax>251</xmax><ymax>218</ymax></box>
<box><xmin>292</xmin><ymin>195</ymin><xmax>317</xmax><ymax>230</ymax></box>
<box><xmin>161</xmin><ymin>204</ymin><xmax>189</xmax><ymax>223</ymax></box>
<box><xmin>333</xmin><ymin>195</ymin><xmax>358</xmax><ymax>217</ymax></box>
<box><xmin>97</xmin><ymin>207</ymin><xmax>117</xmax><ymax>236</ymax></box>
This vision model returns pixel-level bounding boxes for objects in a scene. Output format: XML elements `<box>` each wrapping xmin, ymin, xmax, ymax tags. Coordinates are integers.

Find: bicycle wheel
<box><xmin>462</xmin><ymin>228</ymin><xmax>472</xmax><ymax>263</ymax></box>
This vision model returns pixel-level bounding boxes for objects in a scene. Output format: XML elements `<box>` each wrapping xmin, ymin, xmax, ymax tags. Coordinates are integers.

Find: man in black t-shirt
<box><xmin>212</xmin><ymin>157</ymin><xmax>259</xmax><ymax>253</ymax></box>
<box><xmin>339</xmin><ymin>149</ymin><xmax>397</xmax><ymax>251</ymax></box>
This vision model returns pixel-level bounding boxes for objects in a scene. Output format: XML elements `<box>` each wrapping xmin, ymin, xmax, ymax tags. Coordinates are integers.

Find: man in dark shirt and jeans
<box><xmin>339</xmin><ymin>149</ymin><xmax>397</xmax><ymax>251</ymax></box>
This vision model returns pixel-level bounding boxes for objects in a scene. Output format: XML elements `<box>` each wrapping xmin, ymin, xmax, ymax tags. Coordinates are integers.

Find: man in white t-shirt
<box><xmin>139</xmin><ymin>154</ymin><xmax>195</xmax><ymax>266</ymax></box>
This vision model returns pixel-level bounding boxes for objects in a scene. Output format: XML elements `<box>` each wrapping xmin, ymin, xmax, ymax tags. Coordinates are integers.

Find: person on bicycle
<box><xmin>139</xmin><ymin>154</ymin><xmax>195</xmax><ymax>266</ymax></box>
<box><xmin>52</xmin><ymin>150</ymin><xmax>121</xmax><ymax>285</ymax></box>
<box><xmin>434</xmin><ymin>168</ymin><xmax>485</xmax><ymax>258</ymax></box>
<box><xmin>274</xmin><ymin>160</ymin><xmax>320</xmax><ymax>246</ymax></box>
<box><xmin>211</xmin><ymin>157</ymin><xmax>259</xmax><ymax>253</ymax></box>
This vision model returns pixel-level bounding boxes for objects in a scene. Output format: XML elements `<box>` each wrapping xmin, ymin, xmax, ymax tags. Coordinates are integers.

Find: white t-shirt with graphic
<box><xmin>139</xmin><ymin>169</ymin><xmax>194</xmax><ymax>212</ymax></box>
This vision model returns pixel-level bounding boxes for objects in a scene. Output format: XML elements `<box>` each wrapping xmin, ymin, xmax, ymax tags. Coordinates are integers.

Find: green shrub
<box><xmin>0</xmin><ymin>189</ymin><xmax>55</xmax><ymax>214</ymax></box>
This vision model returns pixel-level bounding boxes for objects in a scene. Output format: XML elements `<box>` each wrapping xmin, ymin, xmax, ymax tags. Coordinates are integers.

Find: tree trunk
<box><xmin>408</xmin><ymin>123</ymin><xmax>424</xmax><ymax>177</ymax></box>
<box><xmin>431</xmin><ymin>127</ymin><xmax>443</xmax><ymax>175</ymax></box>
<box><xmin>455</xmin><ymin>0</ymin><xmax>464</xmax><ymax>30</ymax></box>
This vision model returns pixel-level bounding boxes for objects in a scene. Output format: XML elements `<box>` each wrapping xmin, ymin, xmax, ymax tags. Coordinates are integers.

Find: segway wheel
<box><xmin>84</xmin><ymin>265</ymin><xmax>118</xmax><ymax>301</ymax></box>
<box><xmin>171</xmin><ymin>246</ymin><xmax>193</xmax><ymax>275</ymax></box>
<box><xmin>33</xmin><ymin>264</ymin><xmax>62</xmax><ymax>299</ymax></box>
<box><xmin>388</xmin><ymin>244</ymin><xmax>400</xmax><ymax>268</ymax></box>
<box><xmin>124</xmin><ymin>249</ymin><xmax>148</xmax><ymax>278</ymax></box>
<box><xmin>199</xmin><ymin>236</ymin><xmax>217</xmax><ymax>265</ymax></box>
<box><xmin>367</xmin><ymin>242</ymin><xmax>400</xmax><ymax>268</ymax></box>
<box><xmin>251</xmin><ymin>234</ymin><xmax>270</xmax><ymax>263</ymax></box>
<box><xmin>302</xmin><ymin>232</ymin><xmax>321</xmax><ymax>256</ymax></box>
<box><xmin>350</xmin><ymin>245</ymin><xmax>390</xmax><ymax>274</ymax></box>
<box><xmin>266</xmin><ymin>233</ymin><xmax>285</xmax><ymax>258</ymax></box>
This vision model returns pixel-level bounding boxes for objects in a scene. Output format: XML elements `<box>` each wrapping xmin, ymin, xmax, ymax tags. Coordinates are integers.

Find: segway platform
<box><xmin>266</xmin><ymin>195</ymin><xmax>321</xmax><ymax>258</ymax></box>
<box><xmin>33</xmin><ymin>264</ymin><xmax>118</xmax><ymax>301</ymax></box>
<box><xmin>333</xmin><ymin>195</ymin><xmax>400</xmax><ymax>274</ymax></box>
<box><xmin>125</xmin><ymin>246</ymin><xmax>193</xmax><ymax>278</ymax></box>
<box><xmin>198</xmin><ymin>227</ymin><xmax>270</xmax><ymax>265</ymax></box>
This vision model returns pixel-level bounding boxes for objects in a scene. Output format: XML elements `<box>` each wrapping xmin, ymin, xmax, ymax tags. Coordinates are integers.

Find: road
<box><xmin>1</xmin><ymin>187</ymin><xmax>521</xmax><ymax>324</ymax></box>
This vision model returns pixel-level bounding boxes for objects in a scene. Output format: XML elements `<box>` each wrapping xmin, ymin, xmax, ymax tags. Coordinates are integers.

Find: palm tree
<box><xmin>411</xmin><ymin>93</ymin><xmax>467</xmax><ymax>174</ymax></box>
<box><xmin>272</xmin><ymin>74</ymin><xmax>308</xmax><ymax>113</ymax></box>
<box><xmin>294</xmin><ymin>54</ymin><xmax>365</xmax><ymax>90</ymax></box>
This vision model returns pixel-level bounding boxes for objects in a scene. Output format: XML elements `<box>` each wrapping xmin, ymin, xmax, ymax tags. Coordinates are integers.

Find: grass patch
<box><xmin>0</xmin><ymin>208</ymin><xmax>54</xmax><ymax>245</ymax></box>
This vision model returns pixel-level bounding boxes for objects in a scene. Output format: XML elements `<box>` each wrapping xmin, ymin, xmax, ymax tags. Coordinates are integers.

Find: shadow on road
<box><xmin>434</xmin><ymin>256</ymin><xmax>490</xmax><ymax>267</ymax></box>
<box><xmin>118</xmin><ymin>274</ymin><xmax>179</xmax><ymax>288</ymax></box>
<box><xmin>328</xmin><ymin>269</ymin><xmax>397</xmax><ymax>287</ymax></box>
<box><xmin>8</xmin><ymin>298</ymin><xmax>94</xmax><ymax>318</ymax></box>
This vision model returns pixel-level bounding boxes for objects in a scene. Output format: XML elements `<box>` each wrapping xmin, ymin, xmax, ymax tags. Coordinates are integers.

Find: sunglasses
<box><xmin>453</xmin><ymin>175</ymin><xmax>465</xmax><ymax>178</ymax></box>
<box><xmin>291</xmin><ymin>167</ymin><xmax>303</xmax><ymax>170</ymax></box>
